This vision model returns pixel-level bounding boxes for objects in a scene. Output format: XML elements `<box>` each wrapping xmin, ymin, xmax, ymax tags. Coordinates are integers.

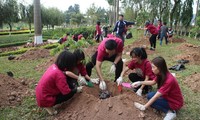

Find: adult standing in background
<box><xmin>95</xmin><ymin>21</ymin><xmax>102</xmax><ymax>43</ymax></box>
<box><xmin>112</xmin><ymin>14</ymin><xmax>135</xmax><ymax>43</ymax></box>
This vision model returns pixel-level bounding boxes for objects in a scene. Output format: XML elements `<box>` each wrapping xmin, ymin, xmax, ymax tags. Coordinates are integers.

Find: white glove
<box><xmin>99</xmin><ymin>80</ymin><xmax>107</xmax><ymax>90</ymax></box>
<box><xmin>136</xmin><ymin>89</ymin><xmax>142</xmax><ymax>96</ymax></box>
<box><xmin>90</xmin><ymin>78</ymin><xmax>99</xmax><ymax>84</ymax></box>
<box><xmin>78</xmin><ymin>76</ymin><xmax>87</xmax><ymax>85</ymax></box>
<box><xmin>116</xmin><ymin>77</ymin><xmax>123</xmax><ymax>85</ymax></box>
<box><xmin>131</xmin><ymin>81</ymin><xmax>142</xmax><ymax>88</ymax></box>
<box><xmin>77</xmin><ymin>86</ymin><xmax>83</xmax><ymax>93</ymax></box>
<box><xmin>109</xmin><ymin>63</ymin><xmax>116</xmax><ymax>73</ymax></box>
<box><xmin>134</xmin><ymin>102</ymin><xmax>146</xmax><ymax>111</ymax></box>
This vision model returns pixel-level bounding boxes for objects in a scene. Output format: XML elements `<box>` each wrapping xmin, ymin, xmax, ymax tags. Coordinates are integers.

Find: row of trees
<box><xmin>0</xmin><ymin>0</ymin><xmax>109</xmax><ymax>31</ymax></box>
<box><xmin>0</xmin><ymin>0</ymin><xmax>199</xmax><ymax>33</ymax></box>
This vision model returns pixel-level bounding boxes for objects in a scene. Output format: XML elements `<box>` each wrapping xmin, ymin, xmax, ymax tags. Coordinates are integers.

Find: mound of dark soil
<box><xmin>52</xmin><ymin>81</ymin><xmax>162</xmax><ymax>120</ymax></box>
<box><xmin>0</xmin><ymin>74</ymin><xmax>28</xmax><ymax>107</ymax></box>
<box><xmin>16</xmin><ymin>48</ymin><xmax>50</xmax><ymax>60</ymax></box>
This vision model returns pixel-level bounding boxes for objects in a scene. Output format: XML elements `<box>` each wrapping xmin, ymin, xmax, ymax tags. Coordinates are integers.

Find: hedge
<box><xmin>0</xmin><ymin>41</ymin><xmax>27</xmax><ymax>48</ymax></box>
<box><xmin>0</xmin><ymin>48</ymin><xmax>28</xmax><ymax>57</ymax></box>
<box><xmin>0</xmin><ymin>30</ymin><xmax>34</xmax><ymax>35</ymax></box>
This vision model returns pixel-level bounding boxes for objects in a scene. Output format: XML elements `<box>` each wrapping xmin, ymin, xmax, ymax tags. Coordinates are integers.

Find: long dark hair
<box><xmin>73</xmin><ymin>49</ymin><xmax>85</xmax><ymax>61</ymax></box>
<box><xmin>55</xmin><ymin>50</ymin><xmax>76</xmax><ymax>71</ymax></box>
<box><xmin>130</xmin><ymin>47</ymin><xmax>147</xmax><ymax>59</ymax></box>
<box><xmin>152</xmin><ymin>56</ymin><xmax>168</xmax><ymax>89</ymax></box>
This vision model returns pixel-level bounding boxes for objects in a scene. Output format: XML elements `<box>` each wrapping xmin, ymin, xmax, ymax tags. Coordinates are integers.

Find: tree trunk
<box><xmin>116</xmin><ymin>0</ymin><xmax>119</xmax><ymax>22</ymax></box>
<box><xmin>169</xmin><ymin>0</ymin><xmax>181</xmax><ymax>28</ymax></box>
<box><xmin>34</xmin><ymin>0</ymin><xmax>43</xmax><ymax>44</ymax></box>
<box><xmin>195</xmin><ymin>0</ymin><xmax>199</xmax><ymax>25</ymax></box>
<box><xmin>113</xmin><ymin>0</ymin><xmax>116</xmax><ymax>23</ymax></box>
<box><xmin>8</xmin><ymin>23</ymin><xmax>12</xmax><ymax>32</ymax></box>
<box><xmin>0</xmin><ymin>22</ymin><xmax>3</xmax><ymax>29</ymax></box>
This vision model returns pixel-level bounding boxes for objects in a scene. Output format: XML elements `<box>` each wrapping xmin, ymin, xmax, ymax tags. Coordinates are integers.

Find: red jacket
<box><xmin>35</xmin><ymin>64</ymin><xmax>71</xmax><ymax>107</ymax></box>
<box><xmin>96</xmin><ymin>25</ymin><xmax>102</xmax><ymax>35</ymax></box>
<box><xmin>147</xmin><ymin>24</ymin><xmax>158</xmax><ymax>35</ymax></box>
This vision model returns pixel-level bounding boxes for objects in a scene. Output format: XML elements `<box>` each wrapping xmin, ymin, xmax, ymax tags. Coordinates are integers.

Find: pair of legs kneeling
<box><xmin>130</xmin><ymin>73</ymin><xmax>176</xmax><ymax>120</ymax></box>
<box><xmin>45</xmin><ymin>77</ymin><xmax>78</xmax><ymax>115</ymax></box>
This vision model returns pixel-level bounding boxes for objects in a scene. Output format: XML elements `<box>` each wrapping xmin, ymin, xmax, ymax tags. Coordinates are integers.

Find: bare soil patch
<box><xmin>175</xmin><ymin>43</ymin><xmax>200</xmax><ymax>64</ymax></box>
<box><xmin>0</xmin><ymin>74</ymin><xmax>29</xmax><ymax>107</ymax></box>
<box><xmin>184</xmin><ymin>73</ymin><xmax>200</xmax><ymax>93</ymax></box>
<box><xmin>16</xmin><ymin>48</ymin><xmax>50</xmax><ymax>60</ymax></box>
<box><xmin>53</xmin><ymin>80</ymin><xmax>162</xmax><ymax>120</ymax></box>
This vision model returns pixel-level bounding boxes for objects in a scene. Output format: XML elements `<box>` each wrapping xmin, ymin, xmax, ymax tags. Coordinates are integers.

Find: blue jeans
<box><xmin>147</xmin><ymin>92</ymin><xmax>170</xmax><ymax>113</ymax></box>
<box><xmin>160</xmin><ymin>34</ymin><xmax>168</xmax><ymax>45</ymax></box>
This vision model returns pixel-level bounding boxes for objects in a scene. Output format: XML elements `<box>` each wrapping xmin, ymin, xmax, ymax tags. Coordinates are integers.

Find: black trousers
<box><xmin>149</xmin><ymin>34</ymin><xmax>157</xmax><ymax>49</ymax></box>
<box><xmin>128</xmin><ymin>73</ymin><xmax>150</xmax><ymax>94</ymax></box>
<box><xmin>86</xmin><ymin>51</ymin><xmax>123</xmax><ymax>82</ymax></box>
<box><xmin>55</xmin><ymin>77</ymin><xmax>77</xmax><ymax>105</ymax></box>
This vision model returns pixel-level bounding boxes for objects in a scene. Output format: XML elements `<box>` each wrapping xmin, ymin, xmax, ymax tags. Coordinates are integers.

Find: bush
<box><xmin>43</xmin><ymin>27</ymin><xmax>95</xmax><ymax>40</ymax></box>
<box><xmin>0</xmin><ymin>41</ymin><xmax>27</xmax><ymax>48</ymax></box>
<box><xmin>0</xmin><ymin>48</ymin><xmax>28</xmax><ymax>57</ymax></box>
<box><xmin>0</xmin><ymin>30</ymin><xmax>34</xmax><ymax>35</ymax></box>
<box><xmin>41</xmin><ymin>43</ymin><xmax>59</xmax><ymax>49</ymax></box>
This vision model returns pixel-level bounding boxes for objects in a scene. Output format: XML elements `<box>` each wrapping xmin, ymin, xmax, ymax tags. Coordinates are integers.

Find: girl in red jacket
<box><xmin>35</xmin><ymin>51</ymin><xmax>82</xmax><ymax>115</ymax></box>
<box><xmin>133</xmin><ymin>56</ymin><xmax>183</xmax><ymax>120</ymax></box>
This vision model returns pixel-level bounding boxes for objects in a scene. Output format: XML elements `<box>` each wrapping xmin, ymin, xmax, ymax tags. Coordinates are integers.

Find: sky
<box><xmin>20</xmin><ymin>0</ymin><xmax>198</xmax><ymax>14</ymax></box>
<box><xmin>20</xmin><ymin>0</ymin><xmax>110</xmax><ymax>13</ymax></box>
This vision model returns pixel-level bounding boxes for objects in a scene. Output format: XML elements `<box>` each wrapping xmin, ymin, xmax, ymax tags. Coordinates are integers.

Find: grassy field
<box><xmin>0</xmin><ymin>34</ymin><xmax>33</xmax><ymax>45</ymax></box>
<box><xmin>0</xmin><ymin>30</ymin><xmax>200</xmax><ymax>120</ymax></box>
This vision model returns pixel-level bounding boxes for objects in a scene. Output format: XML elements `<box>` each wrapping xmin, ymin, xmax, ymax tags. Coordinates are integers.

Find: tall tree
<box><xmin>3</xmin><ymin>0</ymin><xmax>19</xmax><ymax>31</ymax></box>
<box><xmin>181</xmin><ymin>0</ymin><xmax>193</xmax><ymax>33</ymax></box>
<box><xmin>19</xmin><ymin>3</ymin><xmax>33</xmax><ymax>31</ymax></box>
<box><xmin>0</xmin><ymin>0</ymin><xmax>3</xmax><ymax>29</ymax></box>
<box><xmin>34</xmin><ymin>0</ymin><xmax>43</xmax><ymax>44</ymax></box>
<box><xmin>169</xmin><ymin>0</ymin><xmax>181</xmax><ymax>27</ymax></box>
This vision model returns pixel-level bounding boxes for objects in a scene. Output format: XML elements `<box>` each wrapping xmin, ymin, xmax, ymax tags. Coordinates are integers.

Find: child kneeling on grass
<box><xmin>35</xmin><ymin>50</ymin><xmax>82</xmax><ymax>115</ymax></box>
<box><xmin>133</xmin><ymin>56</ymin><xmax>184</xmax><ymax>120</ymax></box>
<box><xmin>116</xmin><ymin>47</ymin><xmax>156</xmax><ymax>96</ymax></box>
<box><xmin>64</xmin><ymin>49</ymin><xmax>99</xmax><ymax>87</ymax></box>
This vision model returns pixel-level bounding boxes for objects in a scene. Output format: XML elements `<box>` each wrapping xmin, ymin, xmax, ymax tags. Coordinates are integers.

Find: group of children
<box><xmin>58</xmin><ymin>33</ymin><xmax>84</xmax><ymax>44</ymax></box>
<box><xmin>143</xmin><ymin>20</ymin><xmax>174</xmax><ymax>51</ymax></box>
<box><xmin>36</xmin><ymin>16</ymin><xmax>182</xmax><ymax>120</ymax></box>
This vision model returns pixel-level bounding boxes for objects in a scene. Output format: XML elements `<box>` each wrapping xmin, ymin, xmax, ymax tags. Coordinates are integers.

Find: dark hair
<box><xmin>73</xmin><ymin>49</ymin><xmax>85</xmax><ymax>61</ymax></box>
<box><xmin>163</xmin><ymin>22</ymin><xmax>167</xmax><ymax>25</ymax></box>
<box><xmin>152</xmin><ymin>56</ymin><xmax>168</xmax><ymax>89</ymax></box>
<box><xmin>145</xmin><ymin>21</ymin><xmax>150</xmax><ymax>26</ymax></box>
<box><xmin>105</xmin><ymin>40</ymin><xmax>117</xmax><ymax>50</ymax></box>
<box><xmin>130</xmin><ymin>47</ymin><xmax>147</xmax><ymax>59</ymax></box>
<box><xmin>119</xmin><ymin>14</ymin><xmax>124</xmax><ymax>17</ymax></box>
<box><xmin>97</xmin><ymin>21</ymin><xmax>100</xmax><ymax>25</ymax></box>
<box><xmin>158</xmin><ymin>19</ymin><xmax>162</xmax><ymax>22</ymax></box>
<box><xmin>55</xmin><ymin>50</ymin><xmax>76</xmax><ymax>71</ymax></box>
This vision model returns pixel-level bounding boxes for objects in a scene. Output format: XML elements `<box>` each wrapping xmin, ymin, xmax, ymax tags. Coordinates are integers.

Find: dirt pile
<box><xmin>0</xmin><ymin>46</ymin><xmax>19</xmax><ymax>53</ymax></box>
<box><xmin>53</xmin><ymin>81</ymin><xmax>162</xmax><ymax>120</ymax></box>
<box><xmin>123</xmin><ymin>37</ymin><xmax>155</xmax><ymax>55</ymax></box>
<box><xmin>0</xmin><ymin>74</ymin><xmax>28</xmax><ymax>107</ymax></box>
<box><xmin>184</xmin><ymin>73</ymin><xmax>200</xmax><ymax>92</ymax></box>
<box><xmin>82</xmin><ymin>45</ymin><xmax>98</xmax><ymax>56</ymax></box>
<box><xmin>16</xmin><ymin>48</ymin><xmax>50</xmax><ymax>60</ymax></box>
<box><xmin>175</xmin><ymin>43</ymin><xmax>200</xmax><ymax>64</ymax></box>
<box><xmin>171</xmin><ymin>38</ymin><xmax>186</xmax><ymax>43</ymax></box>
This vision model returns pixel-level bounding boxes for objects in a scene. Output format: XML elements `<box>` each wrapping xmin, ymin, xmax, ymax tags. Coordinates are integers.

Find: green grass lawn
<box><xmin>0</xmin><ymin>34</ymin><xmax>33</xmax><ymax>45</ymax></box>
<box><xmin>0</xmin><ymin>30</ymin><xmax>200</xmax><ymax>120</ymax></box>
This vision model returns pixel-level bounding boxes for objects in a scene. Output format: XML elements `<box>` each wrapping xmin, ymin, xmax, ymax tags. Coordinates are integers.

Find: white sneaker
<box><xmin>44</xmin><ymin>107</ymin><xmax>58</xmax><ymax>115</ymax></box>
<box><xmin>164</xmin><ymin>111</ymin><xmax>176</xmax><ymax>120</ymax></box>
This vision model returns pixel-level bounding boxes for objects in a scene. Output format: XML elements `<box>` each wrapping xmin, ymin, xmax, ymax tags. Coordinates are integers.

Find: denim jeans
<box><xmin>160</xmin><ymin>33</ymin><xmax>168</xmax><ymax>45</ymax></box>
<box><xmin>147</xmin><ymin>92</ymin><xmax>170</xmax><ymax>113</ymax></box>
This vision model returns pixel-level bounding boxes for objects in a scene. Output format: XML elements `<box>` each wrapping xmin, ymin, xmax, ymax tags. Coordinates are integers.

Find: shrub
<box><xmin>0</xmin><ymin>48</ymin><xmax>28</xmax><ymax>57</ymax></box>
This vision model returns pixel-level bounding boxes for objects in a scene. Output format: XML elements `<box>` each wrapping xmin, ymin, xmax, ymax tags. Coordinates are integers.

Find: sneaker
<box><xmin>44</xmin><ymin>107</ymin><xmax>58</xmax><ymax>115</ymax></box>
<box><xmin>164</xmin><ymin>111</ymin><xmax>176</xmax><ymax>120</ymax></box>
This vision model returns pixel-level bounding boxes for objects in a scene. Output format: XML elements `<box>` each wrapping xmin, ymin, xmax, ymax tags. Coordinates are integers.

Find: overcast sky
<box><xmin>19</xmin><ymin>0</ymin><xmax>110</xmax><ymax>13</ymax></box>
<box><xmin>19</xmin><ymin>0</ymin><xmax>198</xmax><ymax>14</ymax></box>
